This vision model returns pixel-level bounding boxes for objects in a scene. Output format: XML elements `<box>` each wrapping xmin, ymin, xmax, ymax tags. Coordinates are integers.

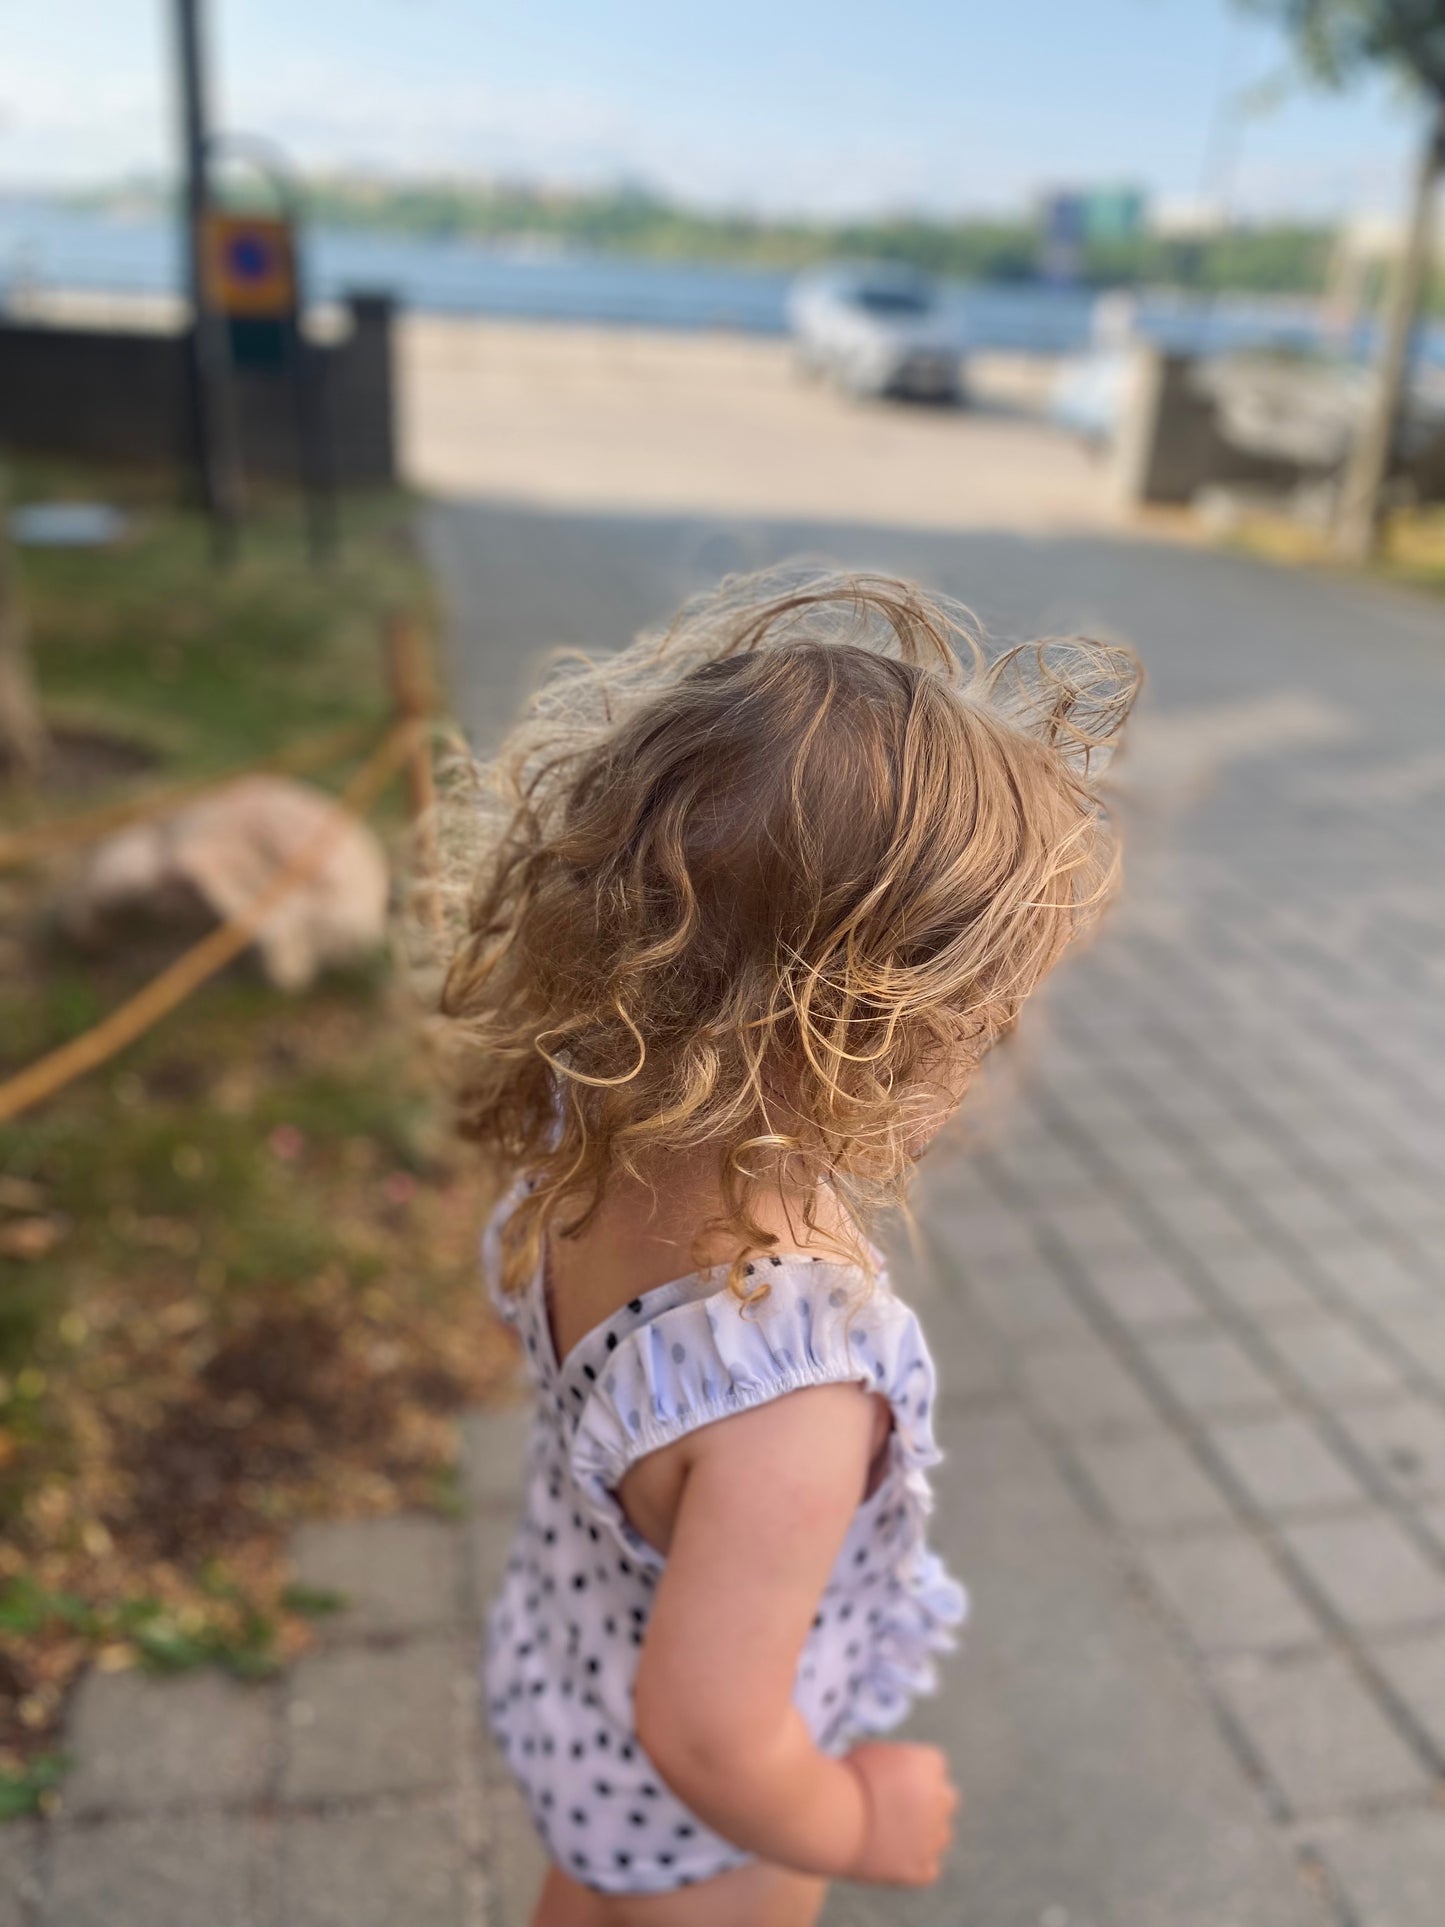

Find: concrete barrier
<box><xmin>1112</xmin><ymin>342</ymin><xmax>1445</xmax><ymax>510</ymax></box>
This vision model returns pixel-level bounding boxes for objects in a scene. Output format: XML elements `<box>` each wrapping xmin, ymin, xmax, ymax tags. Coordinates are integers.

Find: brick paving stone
<box><xmin>1313</xmin><ymin>1238</ymin><xmax>1432</xmax><ymax>1311</ymax></box>
<box><xmin>961</xmin><ymin>1260</ymin><xmax>1092</xmax><ymax>1350</ymax></box>
<box><xmin>1044</xmin><ymin>1197</ymin><xmax>1158</xmax><ymax>1266</ymax></box>
<box><xmin>483</xmin><ymin>1781</ymin><xmax>549</xmax><ymax>1927</ymax></box>
<box><xmin>1019</xmin><ymin>1337</ymin><xmax>1161</xmax><ymax>1436</ymax></box>
<box><xmin>59</xmin><ymin>1667</ymin><xmax>273</xmax><ymax>1818</ymax></box>
<box><xmin>1372</xmin><ymin>1298</ymin><xmax>1445</xmax><ymax>1390</ymax></box>
<box><xmin>461</xmin><ymin>1402</ymin><xmax>532</xmax><ymax>1513</ymax></box>
<box><xmin>1282</xmin><ymin>1514</ymin><xmax>1445</xmax><ymax>1634</ymax></box>
<box><xmin>1144</xmin><ymin>1331</ymin><xmax>1283</xmax><ymax>1420</ymax></box>
<box><xmin>43</xmin><ymin>1814</ymin><xmax>265</xmax><ymax>1927</ymax></box>
<box><xmin>1200</xmin><ymin>1249</ymin><xmax>1320</xmax><ymax>1320</ymax></box>
<box><xmin>920</xmin><ymin>1193</ymin><xmax>1040</xmax><ymax>1267</ymax></box>
<box><xmin>1314</xmin><ymin>1809</ymin><xmax>1445</xmax><ymax>1927</ymax></box>
<box><xmin>1090</xmin><ymin>1129</ymin><xmax>1196</xmax><ymax>1187</ymax></box>
<box><xmin>473</xmin><ymin>1504</ymin><xmax>516</xmax><ymax>1611</ymax></box>
<box><xmin>1254</xmin><ymin>1180</ymin><xmax>1360</xmax><ymax>1240</ymax></box>
<box><xmin>1213</xmin><ymin>1651</ymin><xmax>1430</xmax><ymax>1815</ymax></box>
<box><xmin>291</xmin><ymin>1513</ymin><xmax>463</xmax><ymax>1638</ymax></box>
<box><xmin>1147</xmin><ymin>1185</ymin><xmax>1256</xmax><ymax>1250</ymax></box>
<box><xmin>1418</xmin><ymin>1502</ymin><xmax>1445</xmax><ymax>1560</ymax></box>
<box><xmin>279</xmin><ymin>1799</ymin><xmax>465</xmax><ymax>1927</ymax></box>
<box><xmin>282</xmin><ymin>1639</ymin><xmax>461</xmax><ymax>1803</ymax></box>
<box><xmin>1209</xmin><ymin>1415</ymin><xmax>1367</xmax><ymax>1515</ymax></box>
<box><xmin>1368</xmin><ymin>1628</ymin><xmax>1445</xmax><ymax>1760</ymax></box>
<box><xmin>0</xmin><ymin>1823</ymin><xmax>38</xmax><ymax>1927</ymax></box>
<box><xmin>1073</xmin><ymin>1434</ymin><xmax>1233</xmax><ymax>1534</ymax></box>
<box><xmin>1337</xmin><ymin>1399</ymin><xmax>1445</xmax><ymax>1504</ymax></box>
<box><xmin>1077</xmin><ymin>1255</ymin><xmax>1206</xmax><ymax>1330</ymax></box>
<box><xmin>1279</xmin><ymin>1319</ymin><xmax>1404</xmax><ymax>1404</ymax></box>
<box><xmin>1137</xmin><ymin>1531</ymin><xmax>1318</xmax><ymax>1655</ymax></box>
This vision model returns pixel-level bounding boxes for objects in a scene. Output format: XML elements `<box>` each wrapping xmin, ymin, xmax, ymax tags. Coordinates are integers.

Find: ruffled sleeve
<box><xmin>569</xmin><ymin>1261</ymin><xmax>942</xmax><ymax>1566</ymax></box>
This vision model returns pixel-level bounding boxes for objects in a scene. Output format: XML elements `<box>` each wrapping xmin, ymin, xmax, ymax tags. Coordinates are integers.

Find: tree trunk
<box><xmin>0</xmin><ymin>468</ymin><xmax>49</xmax><ymax>788</ymax></box>
<box><xmin>1333</xmin><ymin>100</ymin><xmax>1445</xmax><ymax>564</ymax></box>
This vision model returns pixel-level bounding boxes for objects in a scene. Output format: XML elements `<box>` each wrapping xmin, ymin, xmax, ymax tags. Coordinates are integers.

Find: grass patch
<box><xmin>1220</xmin><ymin>502</ymin><xmax>1445</xmax><ymax>597</ymax></box>
<box><xmin>5</xmin><ymin>470</ymin><xmax>422</xmax><ymax>793</ymax></box>
<box><xmin>0</xmin><ymin>474</ymin><xmax>514</xmax><ymax>1798</ymax></box>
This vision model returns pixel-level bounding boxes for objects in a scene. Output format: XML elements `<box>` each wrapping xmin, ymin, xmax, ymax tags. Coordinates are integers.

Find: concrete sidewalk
<box><xmin>424</xmin><ymin>502</ymin><xmax>1445</xmax><ymax>1927</ymax></box>
<box><xmin>3</xmin><ymin>1411</ymin><xmax>546</xmax><ymax>1927</ymax></box>
<box><xmin>14</xmin><ymin>506</ymin><xmax>1445</xmax><ymax>1924</ymax></box>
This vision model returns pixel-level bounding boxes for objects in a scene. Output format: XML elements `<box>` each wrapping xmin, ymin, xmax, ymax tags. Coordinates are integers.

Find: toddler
<box><xmin>438</xmin><ymin>570</ymin><xmax>1139</xmax><ymax>1925</ymax></box>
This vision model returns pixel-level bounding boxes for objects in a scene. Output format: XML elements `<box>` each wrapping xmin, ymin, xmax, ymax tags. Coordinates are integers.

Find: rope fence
<box><xmin>0</xmin><ymin>613</ymin><xmax>438</xmax><ymax>1125</ymax></box>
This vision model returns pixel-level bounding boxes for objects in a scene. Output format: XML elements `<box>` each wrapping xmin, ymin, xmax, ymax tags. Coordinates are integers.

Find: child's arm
<box><xmin>631</xmin><ymin>1381</ymin><xmax>957</xmax><ymax>1885</ymax></box>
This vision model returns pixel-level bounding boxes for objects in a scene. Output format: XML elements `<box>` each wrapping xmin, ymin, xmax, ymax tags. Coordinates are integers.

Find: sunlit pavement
<box><xmin>20</xmin><ymin>507</ymin><xmax>1442</xmax><ymax>1926</ymax></box>
<box><xmin>430</xmin><ymin>503</ymin><xmax>1445</xmax><ymax>1927</ymax></box>
<box><xmin>400</xmin><ymin>318</ymin><xmax>1123</xmax><ymax>537</ymax></box>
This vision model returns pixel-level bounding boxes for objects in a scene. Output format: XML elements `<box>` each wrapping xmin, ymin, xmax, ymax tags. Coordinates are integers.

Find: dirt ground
<box><xmin>399</xmin><ymin>316</ymin><xmax>1126</xmax><ymax>534</ymax></box>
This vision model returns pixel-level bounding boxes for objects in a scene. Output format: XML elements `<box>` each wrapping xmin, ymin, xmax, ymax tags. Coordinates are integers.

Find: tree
<box><xmin>1242</xmin><ymin>1</ymin><xmax>1445</xmax><ymax>560</ymax></box>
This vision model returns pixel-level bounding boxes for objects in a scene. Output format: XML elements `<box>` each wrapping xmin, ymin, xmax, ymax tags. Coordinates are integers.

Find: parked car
<box><xmin>788</xmin><ymin>266</ymin><xmax>965</xmax><ymax>403</ymax></box>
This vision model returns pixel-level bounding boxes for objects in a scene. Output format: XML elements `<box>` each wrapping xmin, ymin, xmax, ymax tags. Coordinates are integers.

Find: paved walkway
<box><xmin>2</xmin><ymin>1411</ymin><xmax>545</xmax><ymax>1927</ymax></box>
<box><xmin>13</xmin><ymin>506</ymin><xmax>1445</xmax><ymax>1924</ymax></box>
<box><xmin>399</xmin><ymin>317</ymin><xmax>1124</xmax><ymax>535</ymax></box>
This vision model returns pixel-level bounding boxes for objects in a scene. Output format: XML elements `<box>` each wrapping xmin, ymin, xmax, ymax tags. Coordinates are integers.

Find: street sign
<box><xmin>204</xmin><ymin>211</ymin><xmax>297</xmax><ymax>319</ymax></box>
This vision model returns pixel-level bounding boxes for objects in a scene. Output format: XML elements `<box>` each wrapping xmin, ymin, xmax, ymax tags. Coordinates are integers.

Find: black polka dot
<box><xmin>594</xmin><ymin>1778</ymin><xmax>612</xmax><ymax>1795</ymax></box>
<box><xmin>571</xmin><ymin>1807</ymin><xmax>588</xmax><ymax>1825</ymax></box>
<box><xmin>606</xmin><ymin>1332</ymin><xmax>619</xmax><ymax>1351</ymax></box>
<box><xmin>627</xmin><ymin>1298</ymin><xmax>643</xmax><ymax>1314</ymax></box>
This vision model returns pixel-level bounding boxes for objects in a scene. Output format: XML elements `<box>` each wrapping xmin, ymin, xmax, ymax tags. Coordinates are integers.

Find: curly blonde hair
<box><xmin>436</xmin><ymin>567</ymin><xmax>1140</xmax><ymax>1302</ymax></box>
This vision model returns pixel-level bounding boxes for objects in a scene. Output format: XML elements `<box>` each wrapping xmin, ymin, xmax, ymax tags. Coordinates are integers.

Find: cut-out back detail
<box><xmin>481</xmin><ymin>1187</ymin><xmax>967</xmax><ymax>1897</ymax></box>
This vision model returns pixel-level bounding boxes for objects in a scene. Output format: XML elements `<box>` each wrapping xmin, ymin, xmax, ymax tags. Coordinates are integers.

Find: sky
<box><xmin>0</xmin><ymin>0</ymin><xmax>1433</xmax><ymax>224</ymax></box>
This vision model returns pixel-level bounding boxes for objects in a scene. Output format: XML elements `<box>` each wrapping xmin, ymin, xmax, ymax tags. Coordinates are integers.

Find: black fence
<box><xmin>0</xmin><ymin>292</ymin><xmax>396</xmax><ymax>487</ymax></box>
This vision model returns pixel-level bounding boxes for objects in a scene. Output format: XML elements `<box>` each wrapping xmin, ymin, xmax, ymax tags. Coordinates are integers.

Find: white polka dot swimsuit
<box><xmin>481</xmin><ymin>1198</ymin><xmax>967</xmax><ymax>1897</ymax></box>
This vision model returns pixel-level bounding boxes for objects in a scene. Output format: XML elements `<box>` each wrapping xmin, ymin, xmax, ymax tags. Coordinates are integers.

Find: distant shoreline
<box><xmin>35</xmin><ymin>181</ymin><xmax>1349</xmax><ymax>301</ymax></box>
<box><xmin>7</xmin><ymin>204</ymin><xmax>1436</xmax><ymax>364</ymax></box>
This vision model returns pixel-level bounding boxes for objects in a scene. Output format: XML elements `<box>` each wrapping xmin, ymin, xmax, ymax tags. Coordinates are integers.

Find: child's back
<box><xmin>439</xmin><ymin>569</ymin><xmax>1139</xmax><ymax>1925</ymax></box>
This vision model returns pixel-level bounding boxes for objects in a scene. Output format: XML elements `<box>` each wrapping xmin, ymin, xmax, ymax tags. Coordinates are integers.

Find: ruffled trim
<box><xmin>846</xmin><ymin>1546</ymin><xmax>968</xmax><ymax>1738</ymax></box>
<box><xmin>568</xmin><ymin>1264</ymin><xmax>967</xmax><ymax>1714</ymax></box>
<box><xmin>569</xmin><ymin>1265</ymin><xmax>917</xmax><ymax>1543</ymax></box>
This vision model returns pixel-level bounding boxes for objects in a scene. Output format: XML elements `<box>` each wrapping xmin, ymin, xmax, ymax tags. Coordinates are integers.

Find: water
<box><xmin>2</xmin><ymin>199</ymin><xmax>1440</xmax><ymax>365</ymax></box>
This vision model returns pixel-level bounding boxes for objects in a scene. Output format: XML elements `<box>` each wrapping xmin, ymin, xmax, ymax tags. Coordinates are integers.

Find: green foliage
<box><xmin>279</xmin><ymin>1583</ymin><xmax>350</xmax><ymax>1618</ymax></box>
<box><xmin>1239</xmin><ymin>0</ymin><xmax>1445</xmax><ymax>98</ymax></box>
<box><xmin>0</xmin><ymin>1754</ymin><xmax>68</xmax><ymax>1820</ymax></box>
<box><xmin>7</xmin><ymin>483</ymin><xmax>420</xmax><ymax>785</ymax></box>
<box><xmin>0</xmin><ymin>1576</ymin><xmax>281</xmax><ymax>1677</ymax></box>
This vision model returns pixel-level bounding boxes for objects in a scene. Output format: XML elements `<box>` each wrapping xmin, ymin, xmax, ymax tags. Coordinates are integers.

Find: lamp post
<box><xmin>175</xmin><ymin>0</ymin><xmax>244</xmax><ymax>558</ymax></box>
